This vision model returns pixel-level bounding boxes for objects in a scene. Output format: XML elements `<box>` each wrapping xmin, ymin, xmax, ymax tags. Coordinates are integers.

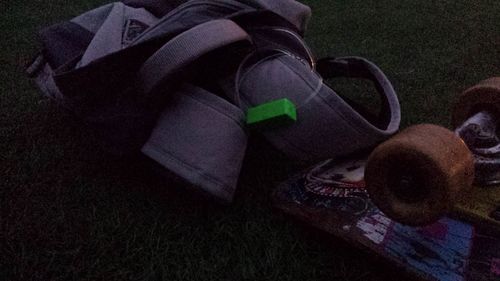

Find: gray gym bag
<box><xmin>28</xmin><ymin>0</ymin><xmax>400</xmax><ymax>203</ymax></box>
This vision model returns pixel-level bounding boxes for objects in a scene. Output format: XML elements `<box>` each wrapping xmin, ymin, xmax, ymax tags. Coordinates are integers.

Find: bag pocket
<box><xmin>141</xmin><ymin>84</ymin><xmax>248</xmax><ymax>203</ymax></box>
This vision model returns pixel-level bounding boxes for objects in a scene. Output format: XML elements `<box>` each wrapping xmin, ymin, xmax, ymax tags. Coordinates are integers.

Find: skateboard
<box><xmin>273</xmin><ymin>78</ymin><xmax>500</xmax><ymax>281</ymax></box>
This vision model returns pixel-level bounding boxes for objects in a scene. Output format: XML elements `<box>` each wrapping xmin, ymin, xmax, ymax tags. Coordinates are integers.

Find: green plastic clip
<box><xmin>246</xmin><ymin>98</ymin><xmax>297</xmax><ymax>129</ymax></box>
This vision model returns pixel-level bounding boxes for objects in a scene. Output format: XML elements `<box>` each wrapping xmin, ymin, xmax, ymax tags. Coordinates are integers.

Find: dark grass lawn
<box><xmin>1</xmin><ymin>0</ymin><xmax>500</xmax><ymax>280</ymax></box>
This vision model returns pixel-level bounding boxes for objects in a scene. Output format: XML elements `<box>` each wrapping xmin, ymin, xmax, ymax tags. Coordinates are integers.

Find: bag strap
<box><xmin>136</xmin><ymin>19</ymin><xmax>252</xmax><ymax>96</ymax></box>
<box><xmin>316</xmin><ymin>56</ymin><xmax>401</xmax><ymax>132</ymax></box>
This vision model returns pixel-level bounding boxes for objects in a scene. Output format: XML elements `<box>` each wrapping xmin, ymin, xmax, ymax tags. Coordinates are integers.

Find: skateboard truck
<box><xmin>455</xmin><ymin>111</ymin><xmax>500</xmax><ymax>186</ymax></box>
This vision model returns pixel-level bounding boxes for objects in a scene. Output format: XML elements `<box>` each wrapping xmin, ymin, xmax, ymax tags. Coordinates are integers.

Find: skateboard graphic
<box><xmin>273</xmin><ymin>78</ymin><xmax>500</xmax><ymax>281</ymax></box>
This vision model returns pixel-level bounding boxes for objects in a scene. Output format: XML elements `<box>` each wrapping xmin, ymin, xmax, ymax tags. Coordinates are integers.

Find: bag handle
<box><xmin>316</xmin><ymin>56</ymin><xmax>401</xmax><ymax>132</ymax></box>
<box><xmin>136</xmin><ymin>19</ymin><xmax>252</xmax><ymax>96</ymax></box>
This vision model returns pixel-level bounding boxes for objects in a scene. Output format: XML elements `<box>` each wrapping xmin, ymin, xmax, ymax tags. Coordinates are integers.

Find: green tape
<box><xmin>246</xmin><ymin>98</ymin><xmax>297</xmax><ymax>128</ymax></box>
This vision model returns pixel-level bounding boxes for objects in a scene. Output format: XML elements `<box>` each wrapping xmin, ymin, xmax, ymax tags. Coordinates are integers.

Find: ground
<box><xmin>1</xmin><ymin>0</ymin><xmax>500</xmax><ymax>280</ymax></box>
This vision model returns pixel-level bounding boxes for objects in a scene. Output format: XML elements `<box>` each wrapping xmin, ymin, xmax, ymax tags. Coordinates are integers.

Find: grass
<box><xmin>1</xmin><ymin>0</ymin><xmax>500</xmax><ymax>280</ymax></box>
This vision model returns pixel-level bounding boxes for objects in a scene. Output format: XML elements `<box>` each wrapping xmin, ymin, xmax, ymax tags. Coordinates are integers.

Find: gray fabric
<box><xmin>78</xmin><ymin>2</ymin><xmax>158</xmax><ymax>67</ymax></box>
<box><xmin>71</xmin><ymin>3</ymin><xmax>116</xmax><ymax>33</ymax></box>
<box><xmin>132</xmin><ymin>0</ymin><xmax>252</xmax><ymax>44</ymax></box>
<box><xmin>142</xmin><ymin>84</ymin><xmax>248</xmax><ymax>202</ymax></box>
<box><xmin>238</xmin><ymin>52</ymin><xmax>400</xmax><ymax>162</ymax></box>
<box><xmin>121</xmin><ymin>0</ymin><xmax>188</xmax><ymax>17</ymax></box>
<box><xmin>130</xmin><ymin>0</ymin><xmax>310</xmax><ymax>45</ymax></box>
<box><xmin>38</xmin><ymin>21</ymin><xmax>95</xmax><ymax>69</ymax></box>
<box><xmin>32</xmin><ymin>58</ymin><xmax>64</xmax><ymax>102</ymax></box>
<box><xmin>137</xmin><ymin>19</ymin><xmax>251</xmax><ymax>96</ymax></box>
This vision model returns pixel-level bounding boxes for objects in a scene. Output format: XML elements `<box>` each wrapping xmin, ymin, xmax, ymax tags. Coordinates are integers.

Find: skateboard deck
<box><xmin>273</xmin><ymin>158</ymin><xmax>500</xmax><ymax>281</ymax></box>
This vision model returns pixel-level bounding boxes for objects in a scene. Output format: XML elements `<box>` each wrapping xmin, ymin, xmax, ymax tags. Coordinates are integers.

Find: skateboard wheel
<box><xmin>452</xmin><ymin>77</ymin><xmax>500</xmax><ymax>128</ymax></box>
<box><xmin>365</xmin><ymin>124</ymin><xmax>475</xmax><ymax>225</ymax></box>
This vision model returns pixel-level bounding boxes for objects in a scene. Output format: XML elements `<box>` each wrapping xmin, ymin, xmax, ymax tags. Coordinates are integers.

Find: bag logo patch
<box><xmin>122</xmin><ymin>19</ymin><xmax>149</xmax><ymax>46</ymax></box>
